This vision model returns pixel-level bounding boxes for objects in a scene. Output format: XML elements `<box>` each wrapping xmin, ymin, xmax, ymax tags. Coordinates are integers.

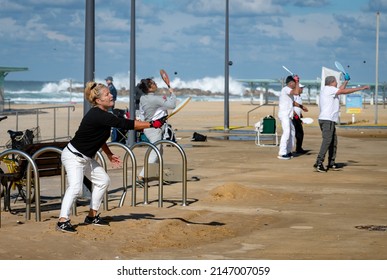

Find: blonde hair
<box><xmin>85</xmin><ymin>81</ymin><xmax>108</xmax><ymax>106</ymax></box>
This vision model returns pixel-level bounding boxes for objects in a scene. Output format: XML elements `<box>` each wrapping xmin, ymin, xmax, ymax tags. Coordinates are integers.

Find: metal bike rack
<box><xmin>153</xmin><ymin>139</ymin><xmax>188</xmax><ymax>206</ymax></box>
<box><xmin>130</xmin><ymin>142</ymin><xmax>163</xmax><ymax>207</ymax></box>
<box><xmin>31</xmin><ymin>147</ymin><xmax>65</xmax><ymax>220</ymax></box>
<box><xmin>0</xmin><ymin>147</ymin><xmax>108</xmax><ymax>227</ymax></box>
<box><xmin>106</xmin><ymin>142</ymin><xmax>137</xmax><ymax>207</ymax></box>
<box><xmin>0</xmin><ymin>149</ymin><xmax>39</xmax><ymax>221</ymax></box>
<box><xmin>33</xmin><ymin>147</ymin><xmax>107</xmax><ymax>216</ymax></box>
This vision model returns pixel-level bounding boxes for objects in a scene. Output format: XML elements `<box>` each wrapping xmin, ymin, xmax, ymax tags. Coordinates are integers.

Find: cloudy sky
<box><xmin>0</xmin><ymin>0</ymin><xmax>386</xmax><ymax>84</ymax></box>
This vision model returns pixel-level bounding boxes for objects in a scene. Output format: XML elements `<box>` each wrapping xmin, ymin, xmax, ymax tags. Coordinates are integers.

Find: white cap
<box><xmin>299</xmin><ymin>83</ymin><xmax>305</xmax><ymax>88</ymax></box>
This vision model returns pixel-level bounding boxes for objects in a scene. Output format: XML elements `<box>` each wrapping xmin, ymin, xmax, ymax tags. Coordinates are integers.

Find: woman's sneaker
<box><xmin>56</xmin><ymin>220</ymin><xmax>77</xmax><ymax>234</ymax></box>
<box><xmin>277</xmin><ymin>154</ymin><xmax>291</xmax><ymax>160</ymax></box>
<box><xmin>286</xmin><ymin>152</ymin><xmax>294</xmax><ymax>158</ymax></box>
<box><xmin>84</xmin><ymin>214</ymin><xmax>110</xmax><ymax>226</ymax></box>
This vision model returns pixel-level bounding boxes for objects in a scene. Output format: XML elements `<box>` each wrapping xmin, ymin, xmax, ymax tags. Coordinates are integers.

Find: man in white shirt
<box><xmin>277</xmin><ymin>75</ymin><xmax>308</xmax><ymax>160</ymax></box>
<box><xmin>314</xmin><ymin>75</ymin><xmax>369</xmax><ymax>172</ymax></box>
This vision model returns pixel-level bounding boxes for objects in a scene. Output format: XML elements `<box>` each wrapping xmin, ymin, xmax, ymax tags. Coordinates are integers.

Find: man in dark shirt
<box><xmin>105</xmin><ymin>76</ymin><xmax>117</xmax><ymax>108</ymax></box>
<box><xmin>105</xmin><ymin>76</ymin><xmax>119</xmax><ymax>141</ymax></box>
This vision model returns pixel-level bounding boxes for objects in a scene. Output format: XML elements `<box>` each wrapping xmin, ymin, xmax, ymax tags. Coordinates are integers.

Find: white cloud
<box><xmin>0</xmin><ymin>18</ymin><xmax>18</xmax><ymax>38</ymax></box>
<box><xmin>199</xmin><ymin>36</ymin><xmax>212</xmax><ymax>46</ymax></box>
<box><xmin>281</xmin><ymin>14</ymin><xmax>341</xmax><ymax>44</ymax></box>
<box><xmin>0</xmin><ymin>0</ymin><xmax>384</xmax><ymax>83</ymax></box>
<box><xmin>44</xmin><ymin>30</ymin><xmax>72</xmax><ymax>43</ymax></box>
<box><xmin>96</xmin><ymin>10</ymin><xmax>130</xmax><ymax>31</ymax></box>
<box><xmin>186</xmin><ymin>0</ymin><xmax>281</xmax><ymax>15</ymax></box>
<box><xmin>0</xmin><ymin>0</ymin><xmax>26</xmax><ymax>11</ymax></box>
<box><xmin>231</xmin><ymin>0</ymin><xmax>282</xmax><ymax>14</ymax></box>
<box><xmin>136</xmin><ymin>11</ymin><xmax>204</xmax><ymax>51</ymax></box>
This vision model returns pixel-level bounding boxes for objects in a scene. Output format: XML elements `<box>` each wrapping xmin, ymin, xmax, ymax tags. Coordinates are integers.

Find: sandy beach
<box><xmin>0</xmin><ymin>100</ymin><xmax>386</xmax><ymax>260</ymax></box>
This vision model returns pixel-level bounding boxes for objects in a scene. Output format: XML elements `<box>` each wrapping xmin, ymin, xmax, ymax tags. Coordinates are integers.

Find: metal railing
<box><xmin>11</xmin><ymin>105</ymin><xmax>75</xmax><ymax>143</ymax></box>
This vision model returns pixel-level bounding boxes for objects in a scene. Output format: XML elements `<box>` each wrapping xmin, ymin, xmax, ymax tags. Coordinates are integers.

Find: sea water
<box><xmin>4</xmin><ymin>80</ymin><xmax>85</xmax><ymax>104</ymax></box>
<box><xmin>7</xmin><ymin>77</ymin><xmax>378</xmax><ymax>106</ymax></box>
<box><xmin>2</xmin><ymin>79</ymin><xmax>285</xmax><ymax>105</ymax></box>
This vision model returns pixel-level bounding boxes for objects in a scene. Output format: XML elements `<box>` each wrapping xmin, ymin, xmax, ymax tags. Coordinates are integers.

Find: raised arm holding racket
<box><xmin>314</xmin><ymin>68</ymin><xmax>370</xmax><ymax>173</ymax></box>
<box><xmin>159</xmin><ymin>69</ymin><xmax>191</xmax><ymax>120</ymax></box>
<box><xmin>334</xmin><ymin>61</ymin><xmax>351</xmax><ymax>82</ymax></box>
<box><xmin>136</xmin><ymin>74</ymin><xmax>177</xmax><ymax>182</ymax></box>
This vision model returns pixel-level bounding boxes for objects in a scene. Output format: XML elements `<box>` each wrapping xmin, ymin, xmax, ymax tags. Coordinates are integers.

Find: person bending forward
<box><xmin>57</xmin><ymin>81</ymin><xmax>165</xmax><ymax>233</ymax></box>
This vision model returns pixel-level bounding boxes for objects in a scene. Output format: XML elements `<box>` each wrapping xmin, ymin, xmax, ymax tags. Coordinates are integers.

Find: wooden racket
<box><xmin>160</xmin><ymin>69</ymin><xmax>171</xmax><ymax>88</ymax></box>
<box><xmin>167</xmin><ymin>97</ymin><xmax>192</xmax><ymax>119</ymax></box>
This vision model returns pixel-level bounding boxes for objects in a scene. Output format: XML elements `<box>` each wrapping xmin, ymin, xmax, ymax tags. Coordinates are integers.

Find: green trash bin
<box><xmin>255</xmin><ymin>115</ymin><xmax>278</xmax><ymax>146</ymax></box>
<box><xmin>262</xmin><ymin>116</ymin><xmax>276</xmax><ymax>134</ymax></box>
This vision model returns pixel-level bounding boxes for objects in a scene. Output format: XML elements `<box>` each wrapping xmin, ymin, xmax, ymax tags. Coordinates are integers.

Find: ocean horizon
<box><xmin>3</xmin><ymin>77</ymin><xmax>284</xmax><ymax>105</ymax></box>
<box><xmin>3</xmin><ymin>76</ymin><xmax>376</xmax><ymax>105</ymax></box>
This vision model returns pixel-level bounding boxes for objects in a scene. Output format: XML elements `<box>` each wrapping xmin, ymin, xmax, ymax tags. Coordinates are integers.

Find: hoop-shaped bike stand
<box><xmin>130</xmin><ymin>141</ymin><xmax>163</xmax><ymax>206</ymax></box>
<box><xmin>153</xmin><ymin>139</ymin><xmax>188</xmax><ymax>206</ymax></box>
<box><xmin>106</xmin><ymin>142</ymin><xmax>137</xmax><ymax>207</ymax></box>
<box><xmin>0</xmin><ymin>149</ymin><xmax>39</xmax><ymax>222</ymax></box>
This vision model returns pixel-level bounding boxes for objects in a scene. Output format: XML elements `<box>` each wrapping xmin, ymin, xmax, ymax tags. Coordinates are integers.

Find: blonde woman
<box><xmin>57</xmin><ymin>81</ymin><xmax>165</xmax><ymax>233</ymax></box>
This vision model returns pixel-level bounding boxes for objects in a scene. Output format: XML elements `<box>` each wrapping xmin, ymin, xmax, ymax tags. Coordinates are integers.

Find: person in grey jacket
<box><xmin>137</xmin><ymin>78</ymin><xmax>176</xmax><ymax>182</ymax></box>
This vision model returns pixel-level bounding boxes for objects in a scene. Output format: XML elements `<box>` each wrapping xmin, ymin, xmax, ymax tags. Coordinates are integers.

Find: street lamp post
<box><xmin>128</xmin><ymin>0</ymin><xmax>136</xmax><ymax>145</ymax></box>
<box><xmin>375</xmin><ymin>11</ymin><xmax>380</xmax><ymax>124</ymax></box>
<box><xmin>224</xmin><ymin>0</ymin><xmax>230</xmax><ymax>132</ymax></box>
<box><xmin>84</xmin><ymin>0</ymin><xmax>95</xmax><ymax>115</ymax></box>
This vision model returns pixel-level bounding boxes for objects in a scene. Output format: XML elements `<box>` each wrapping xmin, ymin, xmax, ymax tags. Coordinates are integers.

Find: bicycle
<box><xmin>0</xmin><ymin>117</ymin><xmax>39</xmax><ymax>211</ymax></box>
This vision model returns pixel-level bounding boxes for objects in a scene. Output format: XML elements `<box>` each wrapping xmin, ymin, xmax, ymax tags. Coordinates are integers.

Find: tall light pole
<box><xmin>375</xmin><ymin>11</ymin><xmax>380</xmax><ymax>124</ymax></box>
<box><xmin>84</xmin><ymin>0</ymin><xmax>95</xmax><ymax>114</ymax></box>
<box><xmin>128</xmin><ymin>0</ymin><xmax>136</xmax><ymax>145</ymax></box>
<box><xmin>224</xmin><ymin>0</ymin><xmax>230</xmax><ymax>131</ymax></box>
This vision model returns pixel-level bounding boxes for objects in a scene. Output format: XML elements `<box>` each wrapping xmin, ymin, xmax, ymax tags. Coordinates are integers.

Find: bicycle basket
<box><xmin>6</xmin><ymin>127</ymin><xmax>39</xmax><ymax>150</ymax></box>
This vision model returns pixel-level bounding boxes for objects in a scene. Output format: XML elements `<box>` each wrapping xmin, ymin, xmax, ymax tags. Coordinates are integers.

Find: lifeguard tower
<box><xmin>0</xmin><ymin>66</ymin><xmax>28</xmax><ymax>112</ymax></box>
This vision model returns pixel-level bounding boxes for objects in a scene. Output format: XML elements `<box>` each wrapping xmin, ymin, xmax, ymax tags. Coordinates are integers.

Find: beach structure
<box><xmin>237</xmin><ymin>78</ymin><xmax>322</xmax><ymax>106</ymax></box>
<box><xmin>0</xmin><ymin>66</ymin><xmax>28</xmax><ymax>112</ymax></box>
<box><xmin>237</xmin><ymin>76</ymin><xmax>384</xmax><ymax>107</ymax></box>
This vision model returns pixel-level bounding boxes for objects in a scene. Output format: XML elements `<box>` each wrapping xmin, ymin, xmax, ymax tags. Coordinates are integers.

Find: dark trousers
<box><xmin>292</xmin><ymin>116</ymin><xmax>304</xmax><ymax>152</ymax></box>
<box><xmin>316</xmin><ymin>120</ymin><xmax>337</xmax><ymax>165</ymax></box>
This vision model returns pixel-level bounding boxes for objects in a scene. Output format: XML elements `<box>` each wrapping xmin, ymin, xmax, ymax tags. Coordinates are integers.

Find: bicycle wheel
<box><xmin>0</xmin><ymin>168</ymin><xmax>6</xmax><ymax>198</ymax></box>
<box><xmin>8</xmin><ymin>156</ymin><xmax>36</xmax><ymax>204</ymax></box>
<box><xmin>17</xmin><ymin>181</ymin><xmax>35</xmax><ymax>203</ymax></box>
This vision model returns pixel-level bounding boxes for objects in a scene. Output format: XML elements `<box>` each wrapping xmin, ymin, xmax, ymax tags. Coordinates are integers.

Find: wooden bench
<box><xmin>20</xmin><ymin>141</ymin><xmax>68</xmax><ymax>177</ymax></box>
